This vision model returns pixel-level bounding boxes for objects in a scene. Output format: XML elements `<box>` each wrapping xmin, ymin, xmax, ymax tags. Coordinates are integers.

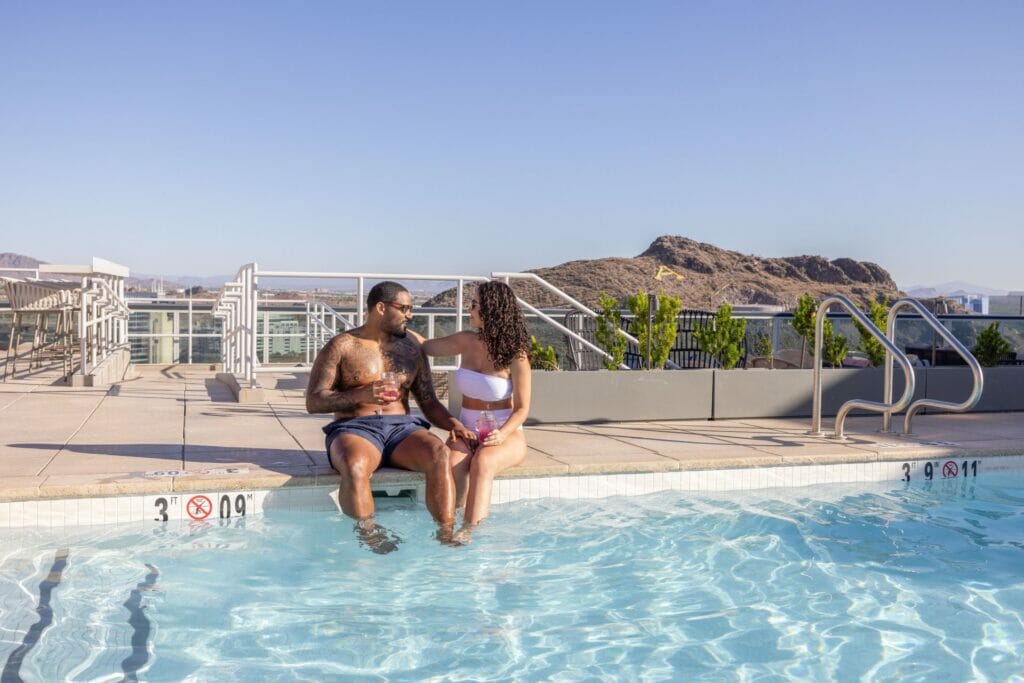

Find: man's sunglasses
<box><xmin>385</xmin><ymin>302</ymin><xmax>414</xmax><ymax>315</ymax></box>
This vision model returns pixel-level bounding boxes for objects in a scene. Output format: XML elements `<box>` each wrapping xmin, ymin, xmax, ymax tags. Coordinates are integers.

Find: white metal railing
<box><xmin>78</xmin><ymin>274</ymin><xmax>130</xmax><ymax>377</ymax></box>
<box><xmin>306</xmin><ymin>300</ymin><xmax>355</xmax><ymax>363</ymax></box>
<box><xmin>882</xmin><ymin>298</ymin><xmax>984</xmax><ymax>435</ymax></box>
<box><xmin>492</xmin><ymin>272</ymin><xmax>639</xmax><ymax>370</ymax></box>
<box><xmin>216</xmin><ymin>265</ymin><xmax>492</xmax><ymax>387</ymax></box>
<box><xmin>810</xmin><ymin>295</ymin><xmax>916</xmax><ymax>440</ymax></box>
<box><xmin>213</xmin><ymin>265</ymin><xmax>255</xmax><ymax>385</ymax></box>
<box><xmin>216</xmin><ymin>266</ymin><xmax>708</xmax><ymax>384</ymax></box>
<box><xmin>17</xmin><ymin>258</ymin><xmax>131</xmax><ymax>379</ymax></box>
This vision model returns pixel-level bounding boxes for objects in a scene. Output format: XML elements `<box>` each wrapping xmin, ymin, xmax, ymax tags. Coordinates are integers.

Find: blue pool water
<box><xmin>2</xmin><ymin>475</ymin><xmax>1024</xmax><ymax>681</ymax></box>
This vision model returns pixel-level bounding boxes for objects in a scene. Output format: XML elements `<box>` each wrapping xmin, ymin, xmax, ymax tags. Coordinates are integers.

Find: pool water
<box><xmin>2</xmin><ymin>475</ymin><xmax>1024</xmax><ymax>681</ymax></box>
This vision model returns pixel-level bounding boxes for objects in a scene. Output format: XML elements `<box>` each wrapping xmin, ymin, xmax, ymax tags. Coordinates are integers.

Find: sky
<box><xmin>2</xmin><ymin>1</ymin><xmax>1022</xmax><ymax>290</ymax></box>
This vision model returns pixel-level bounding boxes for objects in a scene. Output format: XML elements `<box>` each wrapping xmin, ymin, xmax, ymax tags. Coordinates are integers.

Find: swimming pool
<box><xmin>2</xmin><ymin>474</ymin><xmax>1023</xmax><ymax>681</ymax></box>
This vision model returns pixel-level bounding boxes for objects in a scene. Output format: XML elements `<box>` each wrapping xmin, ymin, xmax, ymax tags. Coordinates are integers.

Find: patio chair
<box><xmin>2</xmin><ymin>278</ymin><xmax>81</xmax><ymax>381</ymax></box>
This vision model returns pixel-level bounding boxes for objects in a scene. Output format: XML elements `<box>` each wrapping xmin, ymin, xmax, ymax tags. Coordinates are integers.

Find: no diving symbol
<box><xmin>186</xmin><ymin>495</ymin><xmax>213</xmax><ymax>520</ymax></box>
<box><xmin>942</xmin><ymin>461</ymin><xmax>958</xmax><ymax>479</ymax></box>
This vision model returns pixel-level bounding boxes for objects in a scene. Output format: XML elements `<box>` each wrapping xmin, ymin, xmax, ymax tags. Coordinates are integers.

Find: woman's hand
<box><xmin>481</xmin><ymin>429</ymin><xmax>505</xmax><ymax>447</ymax></box>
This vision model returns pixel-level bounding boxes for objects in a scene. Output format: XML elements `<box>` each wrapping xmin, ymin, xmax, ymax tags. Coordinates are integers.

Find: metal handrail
<box><xmin>810</xmin><ymin>295</ymin><xmax>916</xmax><ymax>440</ymax></box>
<box><xmin>492</xmin><ymin>271</ymin><xmax>639</xmax><ymax>370</ymax></box>
<box><xmin>306</xmin><ymin>300</ymin><xmax>354</xmax><ymax>365</ymax></box>
<box><xmin>212</xmin><ymin>266</ymin><xmax>254</xmax><ymax>385</ymax></box>
<box><xmin>309</xmin><ymin>300</ymin><xmax>354</xmax><ymax>332</ymax></box>
<box><xmin>78</xmin><ymin>274</ymin><xmax>130</xmax><ymax>377</ymax></box>
<box><xmin>882</xmin><ymin>298</ymin><xmax>984</xmax><ymax>435</ymax></box>
<box><xmin>220</xmin><ymin>267</ymin><xmax>490</xmax><ymax>383</ymax></box>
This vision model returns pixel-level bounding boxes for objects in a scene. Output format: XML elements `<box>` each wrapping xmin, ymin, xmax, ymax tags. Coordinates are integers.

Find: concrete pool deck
<box><xmin>1</xmin><ymin>364</ymin><xmax>1023</xmax><ymax>504</ymax></box>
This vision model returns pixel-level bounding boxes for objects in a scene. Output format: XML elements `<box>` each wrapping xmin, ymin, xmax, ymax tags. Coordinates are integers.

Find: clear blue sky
<box><xmin>2</xmin><ymin>2</ymin><xmax>1022</xmax><ymax>290</ymax></box>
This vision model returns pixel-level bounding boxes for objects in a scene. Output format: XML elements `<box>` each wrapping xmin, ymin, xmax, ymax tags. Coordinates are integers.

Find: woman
<box><xmin>421</xmin><ymin>281</ymin><xmax>532</xmax><ymax>532</ymax></box>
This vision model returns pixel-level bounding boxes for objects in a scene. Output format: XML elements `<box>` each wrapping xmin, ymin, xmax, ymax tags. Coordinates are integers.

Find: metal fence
<box><xmin>2</xmin><ymin>300</ymin><xmax>1021</xmax><ymax>370</ymax></box>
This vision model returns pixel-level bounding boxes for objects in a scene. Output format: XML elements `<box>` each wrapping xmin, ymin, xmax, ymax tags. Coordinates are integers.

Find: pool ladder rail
<box><xmin>809</xmin><ymin>296</ymin><xmax>984</xmax><ymax>441</ymax></box>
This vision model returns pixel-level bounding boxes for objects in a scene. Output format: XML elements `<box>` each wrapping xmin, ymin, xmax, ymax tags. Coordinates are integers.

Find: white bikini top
<box><xmin>455</xmin><ymin>367</ymin><xmax>512</xmax><ymax>402</ymax></box>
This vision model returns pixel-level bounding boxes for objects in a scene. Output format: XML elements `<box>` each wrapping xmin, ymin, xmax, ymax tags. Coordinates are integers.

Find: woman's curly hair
<box><xmin>476</xmin><ymin>281</ymin><xmax>530</xmax><ymax>370</ymax></box>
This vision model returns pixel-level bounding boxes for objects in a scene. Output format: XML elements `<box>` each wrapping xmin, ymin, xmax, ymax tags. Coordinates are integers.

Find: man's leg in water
<box><xmin>389</xmin><ymin>430</ymin><xmax>456</xmax><ymax>537</ymax></box>
<box><xmin>329</xmin><ymin>434</ymin><xmax>400</xmax><ymax>554</ymax></box>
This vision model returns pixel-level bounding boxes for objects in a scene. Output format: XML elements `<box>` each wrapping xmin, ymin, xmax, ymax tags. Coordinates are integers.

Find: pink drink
<box><xmin>476</xmin><ymin>411</ymin><xmax>498</xmax><ymax>443</ymax></box>
<box><xmin>379</xmin><ymin>373</ymin><xmax>400</xmax><ymax>402</ymax></box>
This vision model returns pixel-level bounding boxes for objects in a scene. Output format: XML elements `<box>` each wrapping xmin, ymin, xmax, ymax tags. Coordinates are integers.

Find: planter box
<box><xmin>712</xmin><ymin>368</ymin><xmax>926</xmax><ymax>419</ymax></box>
<box><xmin>445</xmin><ymin>366</ymin><xmax>1021</xmax><ymax>426</ymax></box>
<box><xmin>448</xmin><ymin>369</ymin><xmax>714</xmax><ymax>424</ymax></box>
<box><xmin>925</xmin><ymin>366</ymin><xmax>1024</xmax><ymax>412</ymax></box>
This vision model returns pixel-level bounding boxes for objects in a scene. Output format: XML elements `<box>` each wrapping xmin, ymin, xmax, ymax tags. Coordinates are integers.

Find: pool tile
<box><xmin>549</xmin><ymin>450</ymin><xmax>679</xmax><ymax>474</ymax></box>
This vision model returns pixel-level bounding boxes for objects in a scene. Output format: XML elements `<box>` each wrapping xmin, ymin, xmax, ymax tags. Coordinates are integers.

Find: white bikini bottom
<box><xmin>459</xmin><ymin>407</ymin><xmax>522</xmax><ymax>434</ymax></box>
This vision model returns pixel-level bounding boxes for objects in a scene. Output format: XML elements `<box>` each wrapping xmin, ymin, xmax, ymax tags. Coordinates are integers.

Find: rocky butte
<box><xmin>427</xmin><ymin>235</ymin><xmax>902</xmax><ymax>309</ymax></box>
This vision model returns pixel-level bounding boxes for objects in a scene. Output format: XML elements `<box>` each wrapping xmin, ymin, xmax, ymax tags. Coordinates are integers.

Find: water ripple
<box><xmin>0</xmin><ymin>475</ymin><xmax>1023</xmax><ymax>679</ymax></box>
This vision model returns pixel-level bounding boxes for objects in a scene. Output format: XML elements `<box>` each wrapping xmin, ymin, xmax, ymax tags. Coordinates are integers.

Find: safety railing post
<box><xmin>248</xmin><ymin>264</ymin><xmax>258</xmax><ymax>387</ymax></box>
<box><xmin>809</xmin><ymin>295</ymin><xmax>916</xmax><ymax>440</ymax></box>
<box><xmin>884</xmin><ymin>298</ymin><xmax>984</xmax><ymax>435</ymax></box>
<box><xmin>79</xmin><ymin>276</ymin><xmax>88</xmax><ymax>377</ymax></box>
<box><xmin>357</xmin><ymin>277</ymin><xmax>365</xmax><ymax>326</ymax></box>
<box><xmin>809</xmin><ymin>306</ymin><xmax>825</xmax><ymax>435</ymax></box>
<box><xmin>305</xmin><ymin>301</ymin><xmax>311</xmax><ymax>365</ymax></box>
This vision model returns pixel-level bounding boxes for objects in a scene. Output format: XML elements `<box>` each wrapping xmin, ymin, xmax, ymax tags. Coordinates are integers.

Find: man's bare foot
<box><xmin>355</xmin><ymin>519</ymin><xmax>402</xmax><ymax>554</ymax></box>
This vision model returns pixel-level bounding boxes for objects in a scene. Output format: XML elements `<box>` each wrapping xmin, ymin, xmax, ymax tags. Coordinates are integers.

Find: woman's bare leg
<box><xmin>463</xmin><ymin>431</ymin><xmax>527</xmax><ymax>528</ymax></box>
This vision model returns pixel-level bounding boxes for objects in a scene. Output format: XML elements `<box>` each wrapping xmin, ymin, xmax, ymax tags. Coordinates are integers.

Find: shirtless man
<box><xmin>306</xmin><ymin>281</ymin><xmax>474</xmax><ymax>552</ymax></box>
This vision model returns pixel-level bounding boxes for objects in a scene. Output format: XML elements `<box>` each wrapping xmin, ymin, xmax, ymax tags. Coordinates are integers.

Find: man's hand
<box><xmin>449</xmin><ymin>420</ymin><xmax>477</xmax><ymax>449</ymax></box>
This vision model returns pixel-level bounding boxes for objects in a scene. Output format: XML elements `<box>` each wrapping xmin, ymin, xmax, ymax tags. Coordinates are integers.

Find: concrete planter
<box><xmin>712</xmin><ymin>367</ymin><xmax>925</xmax><ymax>420</ymax></box>
<box><xmin>926</xmin><ymin>366</ymin><xmax>1024</xmax><ymax>412</ymax></box>
<box><xmin>448</xmin><ymin>369</ymin><xmax>714</xmax><ymax>424</ymax></box>
<box><xmin>446</xmin><ymin>366</ymin><xmax>1022</xmax><ymax>425</ymax></box>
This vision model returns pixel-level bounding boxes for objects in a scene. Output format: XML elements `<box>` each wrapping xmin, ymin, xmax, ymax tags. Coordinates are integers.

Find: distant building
<box><xmin>949</xmin><ymin>292</ymin><xmax>988</xmax><ymax>314</ymax></box>
<box><xmin>265</xmin><ymin>317</ymin><xmax>305</xmax><ymax>360</ymax></box>
<box><xmin>989</xmin><ymin>293</ymin><xmax>1024</xmax><ymax>316</ymax></box>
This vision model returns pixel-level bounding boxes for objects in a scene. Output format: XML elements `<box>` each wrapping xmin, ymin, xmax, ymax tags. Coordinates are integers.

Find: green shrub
<box><xmin>529</xmin><ymin>336</ymin><xmax>559</xmax><ymax>370</ymax></box>
<box><xmin>754</xmin><ymin>333</ymin><xmax>774</xmax><ymax>369</ymax></box>
<box><xmin>853</xmin><ymin>297</ymin><xmax>888</xmax><ymax>366</ymax></box>
<box><xmin>822</xmin><ymin>319</ymin><xmax>849</xmax><ymax>368</ymax></box>
<box><xmin>694</xmin><ymin>304</ymin><xmax>748</xmax><ymax>370</ymax></box>
<box><xmin>626</xmin><ymin>290</ymin><xmax>683</xmax><ymax>369</ymax></box>
<box><xmin>792</xmin><ymin>294</ymin><xmax>817</xmax><ymax>366</ymax></box>
<box><xmin>973</xmin><ymin>322</ymin><xmax>1012</xmax><ymax>367</ymax></box>
<box><xmin>594</xmin><ymin>292</ymin><xmax>628</xmax><ymax>370</ymax></box>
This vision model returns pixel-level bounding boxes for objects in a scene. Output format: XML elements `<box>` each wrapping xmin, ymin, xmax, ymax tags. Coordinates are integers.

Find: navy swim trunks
<box><xmin>322</xmin><ymin>414</ymin><xmax>431</xmax><ymax>469</ymax></box>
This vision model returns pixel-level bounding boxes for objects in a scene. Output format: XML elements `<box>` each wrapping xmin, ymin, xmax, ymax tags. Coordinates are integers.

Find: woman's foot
<box><xmin>452</xmin><ymin>523</ymin><xmax>479</xmax><ymax>545</ymax></box>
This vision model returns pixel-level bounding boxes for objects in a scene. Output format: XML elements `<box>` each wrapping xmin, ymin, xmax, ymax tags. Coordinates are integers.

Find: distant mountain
<box><xmin>426</xmin><ymin>235</ymin><xmax>903</xmax><ymax>309</ymax></box>
<box><xmin>0</xmin><ymin>252</ymin><xmax>45</xmax><ymax>270</ymax></box>
<box><xmin>904</xmin><ymin>281</ymin><xmax>1008</xmax><ymax>298</ymax></box>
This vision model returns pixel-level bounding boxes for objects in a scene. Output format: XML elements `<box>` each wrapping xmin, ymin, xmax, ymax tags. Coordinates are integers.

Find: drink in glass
<box><xmin>476</xmin><ymin>410</ymin><xmax>498</xmax><ymax>443</ymax></box>
<box><xmin>379</xmin><ymin>372</ymin><xmax>400</xmax><ymax>402</ymax></box>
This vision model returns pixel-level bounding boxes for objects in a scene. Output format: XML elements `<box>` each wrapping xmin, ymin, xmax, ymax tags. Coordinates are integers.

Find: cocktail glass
<box><xmin>380</xmin><ymin>372</ymin><xmax>400</xmax><ymax>403</ymax></box>
<box><xmin>476</xmin><ymin>410</ymin><xmax>498</xmax><ymax>444</ymax></box>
